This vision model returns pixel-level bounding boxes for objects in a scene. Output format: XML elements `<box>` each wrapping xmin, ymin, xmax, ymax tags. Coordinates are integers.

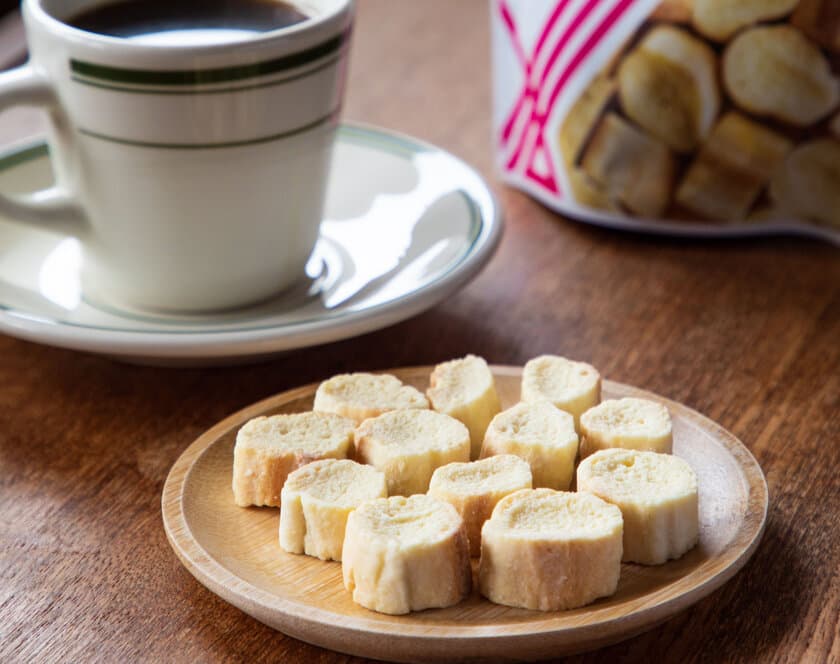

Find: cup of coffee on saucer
<box><xmin>0</xmin><ymin>0</ymin><xmax>353</xmax><ymax>313</ymax></box>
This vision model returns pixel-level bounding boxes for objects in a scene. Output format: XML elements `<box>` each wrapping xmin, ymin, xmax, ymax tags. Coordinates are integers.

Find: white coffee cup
<box><xmin>0</xmin><ymin>0</ymin><xmax>353</xmax><ymax>312</ymax></box>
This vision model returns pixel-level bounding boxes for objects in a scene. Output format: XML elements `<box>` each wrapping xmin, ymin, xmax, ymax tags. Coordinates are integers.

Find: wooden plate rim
<box><xmin>162</xmin><ymin>365</ymin><xmax>768</xmax><ymax>644</ymax></box>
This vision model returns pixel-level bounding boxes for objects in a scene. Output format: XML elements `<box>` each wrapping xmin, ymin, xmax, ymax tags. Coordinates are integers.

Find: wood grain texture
<box><xmin>162</xmin><ymin>367</ymin><xmax>767</xmax><ymax>663</ymax></box>
<box><xmin>0</xmin><ymin>1</ymin><xmax>839</xmax><ymax>663</ymax></box>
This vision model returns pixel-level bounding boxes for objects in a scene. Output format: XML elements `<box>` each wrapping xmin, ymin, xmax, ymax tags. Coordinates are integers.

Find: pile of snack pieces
<box><xmin>560</xmin><ymin>0</ymin><xmax>840</xmax><ymax>227</ymax></box>
<box><xmin>232</xmin><ymin>355</ymin><xmax>699</xmax><ymax>615</ymax></box>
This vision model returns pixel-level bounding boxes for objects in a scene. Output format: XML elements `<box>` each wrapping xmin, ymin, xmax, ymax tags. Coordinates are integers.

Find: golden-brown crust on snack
<box><xmin>559</xmin><ymin>75</ymin><xmax>616</xmax><ymax>167</ymax></box>
<box><xmin>567</xmin><ymin>168</ymin><xmax>620</xmax><ymax>212</ymax></box>
<box><xmin>232</xmin><ymin>413</ymin><xmax>354</xmax><ymax>507</ymax></box>
<box><xmin>676</xmin><ymin>112</ymin><xmax>793</xmax><ymax>221</ymax></box>
<box><xmin>342</xmin><ymin>495</ymin><xmax>472</xmax><ymax>615</ymax></box>
<box><xmin>676</xmin><ymin>158</ymin><xmax>761</xmax><ymax>222</ymax></box>
<box><xmin>582</xmin><ymin>113</ymin><xmax>675</xmax><ymax>218</ymax></box>
<box><xmin>479</xmin><ymin>490</ymin><xmax>623</xmax><ymax>611</ymax></box>
<box><xmin>428</xmin><ymin>455</ymin><xmax>532</xmax><ymax>557</ymax></box>
<box><xmin>702</xmin><ymin>113</ymin><xmax>793</xmax><ymax>182</ymax></box>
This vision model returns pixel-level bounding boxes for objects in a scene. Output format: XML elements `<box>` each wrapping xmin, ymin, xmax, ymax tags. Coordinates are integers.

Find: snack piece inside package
<box><xmin>692</xmin><ymin>0</ymin><xmax>800</xmax><ymax>42</ymax></box>
<box><xmin>723</xmin><ymin>25</ymin><xmax>838</xmax><ymax>127</ymax></box>
<box><xmin>617</xmin><ymin>26</ymin><xmax>720</xmax><ymax>153</ymax></box>
<box><xmin>676</xmin><ymin>112</ymin><xmax>793</xmax><ymax>221</ymax></box>
<box><xmin>494</xmin><ymin>0</ymin><xmax>840</xmax><ymax>229</ymax></box>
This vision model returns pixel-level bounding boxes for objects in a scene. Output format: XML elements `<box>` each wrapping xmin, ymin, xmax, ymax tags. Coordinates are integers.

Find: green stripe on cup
<box><xmin>70</xmin><ymin>30</ymin><xmax>348</xmax><ymax>87</ymax></box>
<box><xmin>78</xmin><ymin>110</ymin><xmax>337</xmax><ymax>150</ymax></box>
<box><xmin>71</xmin><ymin>50</ymin><xmax>343</xmax><ymax>96</ymax></box>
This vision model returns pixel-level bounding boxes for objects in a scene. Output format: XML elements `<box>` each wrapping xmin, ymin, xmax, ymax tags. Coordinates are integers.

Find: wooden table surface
<box><xmin>1</xmin><ymin>2</ymin><xmax>838</xmax><ymax>662</ymax></box>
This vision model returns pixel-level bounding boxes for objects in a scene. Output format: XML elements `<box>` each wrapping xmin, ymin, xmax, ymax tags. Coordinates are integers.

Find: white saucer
<box><xmin>0</xmin><ymin>124</ymin><xmax>502</xmax><ymax>365</ymax></box>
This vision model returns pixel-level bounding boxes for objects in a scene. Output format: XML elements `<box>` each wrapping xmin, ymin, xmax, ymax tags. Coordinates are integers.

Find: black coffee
<box><xmin>67</xmin><ymin>0</ymin><xmax>308</xmax><ymax>44</ymax></box>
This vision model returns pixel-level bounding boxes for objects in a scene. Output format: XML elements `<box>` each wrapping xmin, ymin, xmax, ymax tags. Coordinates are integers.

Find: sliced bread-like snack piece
<box><xmin>342</xmin><ymin>494</ymin><xmax>471</xmax><ymax>615</ymax></box>
<box><xmin>723</xmin><ymin>25</ymin><xmax>839</xmax><ymax>127</ymax></box>
<box><xmin>579</xmin><ymin>397</ymin><xmax>673</xmax><ymax>459</ymax></box>
<box><xmin>428</xmin><ymin>455</ymin><xmax>533</xmax><ymax>556</ymax></box>
<box><xmin>558</xmin><ymin>74</ymin><xmax>616</xmax><ymax>167</ymax></box>
<box><xmin>521</xmin><ymin>354</ymin><xmax>601</xmax><ymax>431</ymax></box>
<box><xmin>676</xmin><ymin>112</ymin><xmax>792</xmax><ymax>221</ymax></box>
<box><xmin>480</xmin><ymin>401</ymin><xmax>578</xmax><ymax>490</ymax></box>
<box><xmin>769</xmin><ymin>139</ymin><xmax>840</xmax><ymax>228</ymax></box>
<box><xmin>692</xmin><ymin>0</ymin><xmax>798</xmax><ymax>42</ymax></box>
<box><xmin>581</xmin><ymin>113</ymin><xmax>675</xmax><ymax>217</ymax></box>
<box><xmin>567</xmin><ymin>167</ymin><xmax>620</xmax><ymax>212</ymax></box>
<box><xmin>232</xmin><ymin>412</ymin><xmax>354</xmax><ymax>507</ymax></box>
<box><xmin>355</xmin><ymin>409</ymin><xmax>471</xmax><ymax>496</ymax></box>
<box><xmin>577</xmin><ymin>449</ymin><xmax>699</xmax><ymax>564</ymax></box>
<box><xmin>427</xmin><ymin>355</ymin><xmax>502</xmax><ymax>460</ymax></box>
<box><xmin>675</xmin><ymin>156</ymin><xmax>762</xmax><ymax>222</ymax></box>
<box><xmin>700</xmin><ymin>112</ymin><xmax>793</xmax><ymax>183</ymax></box>
<box><xmin>618</xmin><ymin>25</ymin><xmax>719</xmax><ymax>153</ymax></box>
<box><xmin>313</xmin><ymin>372</ymin><xmax>429</xmax><ymax>424</ymax></box>
<box><xmin>479</xmin><ymin>489</ymin><xmax>623</xmax><ymax>611</ymax></box>
<box><xmin>279</xmin><ymin>459</ymin><xmax>387</xmax><ymax>561</ymax></box>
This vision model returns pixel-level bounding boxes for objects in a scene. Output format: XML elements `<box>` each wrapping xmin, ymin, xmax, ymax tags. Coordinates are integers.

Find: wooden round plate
<box><xmin>162</xmin><ymin>366</ymin><xmax>768</xmax><ymax>662</ymax></box>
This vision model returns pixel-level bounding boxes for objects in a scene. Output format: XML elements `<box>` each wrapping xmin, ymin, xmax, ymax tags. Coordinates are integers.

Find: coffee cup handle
<box><xmin>0</xmin><ymin>65</ymin><xmax>88</xmax><ymax>237</ymax></box>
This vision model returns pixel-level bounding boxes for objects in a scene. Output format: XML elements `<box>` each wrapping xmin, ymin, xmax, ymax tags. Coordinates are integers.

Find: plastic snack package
<box><xmin>491</xmin><ymin>0</ymin><xmax>840</xmax><ymax>231</ymax></box>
